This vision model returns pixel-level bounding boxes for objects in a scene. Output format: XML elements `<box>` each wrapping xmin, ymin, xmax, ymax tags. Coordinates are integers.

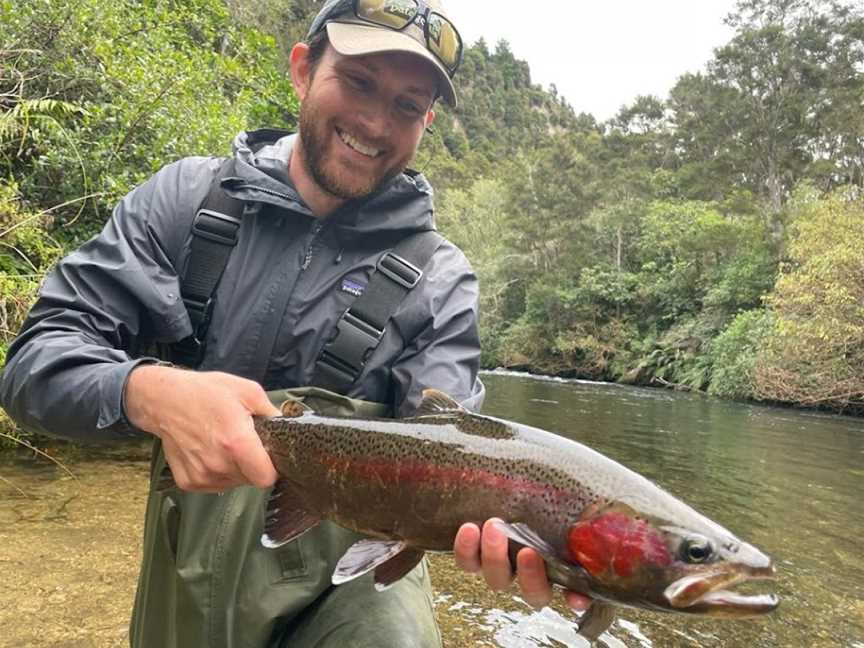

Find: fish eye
<box><xmin>682</xmin><ymin>536</ymin><xmax>713</xmax><ymax>563</ymax></box>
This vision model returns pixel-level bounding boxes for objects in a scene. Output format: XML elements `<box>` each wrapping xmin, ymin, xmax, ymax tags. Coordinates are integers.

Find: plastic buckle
<box><xmin>182</xmin><ymin>296</ymin><xmax>215</xmax><ymax>334</ymax></box>
<box><xmin>377</xmin><ymin>252</ymin><xmax>422</xmax><ymax>289</ymax></box>
<box><xmin>171</xmin><ymin>335</ymin><xmax>206</xmax><ymax>367</ymax></box>
<box><xmin>192</xmin><ymin>209</ymin><xmax>242</xmax><ymax>245</ymax></box>
<box><xmin>318</xmin><ymin>310</ymin><xmax>384</xmax><ymax>380</ymax></box>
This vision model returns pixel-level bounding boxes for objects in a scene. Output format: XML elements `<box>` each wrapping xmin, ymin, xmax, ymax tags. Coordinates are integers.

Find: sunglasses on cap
<box><xmin>313</xmin><ymin>0</ymin><xmax>464</xmax><ymax>76</ymax></box>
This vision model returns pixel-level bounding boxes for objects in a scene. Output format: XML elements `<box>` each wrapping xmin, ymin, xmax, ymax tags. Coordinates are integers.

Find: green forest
<box><xmin>2</xmin><ymin>0</ymin><xmax>864</xmax><ymax>445</ymax></box>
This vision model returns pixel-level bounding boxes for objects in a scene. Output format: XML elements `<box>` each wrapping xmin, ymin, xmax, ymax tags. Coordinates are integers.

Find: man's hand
<box><xmin>125</xmin><ymin>365</ymin><xmax>281</xmax><ymax>492</ymax></box>
<box><xmin>454</xmin><ymin>519</ymin><xmax>591</xmax><ymax>612</ymax></box>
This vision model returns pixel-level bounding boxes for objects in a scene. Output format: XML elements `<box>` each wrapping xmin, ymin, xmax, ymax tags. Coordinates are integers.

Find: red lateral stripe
<box><xmin>319</xmin><ymin>454</ymin><xmax>574</xmax><ymax>502</ymax></box>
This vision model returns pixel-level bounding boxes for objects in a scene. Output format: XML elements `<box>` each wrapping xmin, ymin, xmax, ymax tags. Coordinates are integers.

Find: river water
<box><xmin>456</xmin><ymin>370</ymin><xmax>864</xmax><ymax>647</ymax></box>
<box><xmin>1</xmin><ymin>371</ymin><xmax>862</xmax><ymax>647</ymax></box>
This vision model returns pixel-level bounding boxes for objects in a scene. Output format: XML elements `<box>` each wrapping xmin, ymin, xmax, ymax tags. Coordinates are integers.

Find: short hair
<box><xmin>305</xmin><ymin>29</ymin><xmax>330</xmax><ymax>78</ymax></box>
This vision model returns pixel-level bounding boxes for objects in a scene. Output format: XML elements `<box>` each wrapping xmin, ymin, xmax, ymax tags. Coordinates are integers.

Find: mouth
<box><xmin>663</xmin><ymin>564</ymin><xmax>780</xmax><ymax>617</ymax></box>
<box><xmin>336</xmin><ymin>127</ymin><xmax>383</xmax><ymax>159</ymax></box>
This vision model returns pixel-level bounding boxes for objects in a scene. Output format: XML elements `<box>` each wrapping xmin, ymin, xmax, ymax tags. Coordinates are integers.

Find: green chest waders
<box><xmin>131</xmin><ymin>133</ymin><xmax>446</xmax><ymax>648</ymax></box>
<box><xmin>129</xmin><ymin>388</ymin><xmax>441</xmax><ymax>648</ymax></box>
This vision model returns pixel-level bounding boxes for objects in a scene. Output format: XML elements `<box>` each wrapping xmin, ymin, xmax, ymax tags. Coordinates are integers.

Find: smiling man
<box><xmin>0</xmin><ymin>0</ymin><xmax>586</xmax><ymax>646</ymax></box>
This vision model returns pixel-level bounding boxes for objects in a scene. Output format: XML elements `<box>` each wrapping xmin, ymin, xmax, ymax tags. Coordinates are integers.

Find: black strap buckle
<box><xmin>192</xmin><ymin>209</ymin><xmax>242</xmax><ymax>245</ymax></box>
<box><xmin>170</xmin><ymin>296</ymin><xmax>214</xmax><ymax>367</ymax></box>
<box><xmin>182</xmin><ymin>296</ymin><xmax>215</xmax><ymax>334</ymax></box>
<box><xmin>171</xmin><ymin>335</ymin><xmax>206</xmax><ymax>367</ymax></box>
<box><xmin>377</xmin><ymin>252</ymin><xmax>422</xmax><ymax>289</ymax></box>
<box><xmin>317</xmin><ymin>310</ymin><xmax>384</xmax><ymax>383</ymax></box>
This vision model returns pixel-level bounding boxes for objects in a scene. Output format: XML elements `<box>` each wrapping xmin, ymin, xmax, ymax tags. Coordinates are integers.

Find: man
<box><xmin>0</xmin><ymin>0</ymin><xmax>588</xmax><ymax>645</ymax></box>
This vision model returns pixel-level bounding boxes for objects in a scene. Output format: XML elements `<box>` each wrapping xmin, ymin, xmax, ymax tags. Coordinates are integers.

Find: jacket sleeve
<box><xmin>0</xmin><ymin>157</ymin><xmax>221</xmax><ymax>441</ymax></box>
<box><xmin>391</xmin><ymin>241</ymin><xmax>485</xmax><ymax>417</ymax></box>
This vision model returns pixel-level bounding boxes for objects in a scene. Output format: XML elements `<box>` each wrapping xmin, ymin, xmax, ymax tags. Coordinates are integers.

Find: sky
<box><xmin>446</xmin><ymin>1</ymin><xmax>739</xmax><ymax>121</ymax></box>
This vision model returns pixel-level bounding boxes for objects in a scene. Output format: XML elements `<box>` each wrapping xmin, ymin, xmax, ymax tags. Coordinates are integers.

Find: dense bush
<box><xmin>2</xmin><ymin>0</ymin><xmax>863</xmax><ymax>442</ymax></box>
<box><xmin>753</xmin><ymin>188</ymin><xmax>864</xmax><ymax>412</ymax></box>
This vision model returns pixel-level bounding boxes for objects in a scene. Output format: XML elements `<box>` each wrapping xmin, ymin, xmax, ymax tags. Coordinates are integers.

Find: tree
<box><xmin>670</xmin><ymin>0</ymin><xmax>864</xmax><ymax>211</ymax></box>
<box><xmin>755</xmin><ymin>186</ymin><xmax>864</xmax><ymax>411</ymax></box>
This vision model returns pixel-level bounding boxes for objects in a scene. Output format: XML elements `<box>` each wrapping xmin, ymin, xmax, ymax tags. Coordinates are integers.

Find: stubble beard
<box><xmin>297</xmin><ymin>98</ymin><xmax>412</xmax><ymax>201</ymax></box>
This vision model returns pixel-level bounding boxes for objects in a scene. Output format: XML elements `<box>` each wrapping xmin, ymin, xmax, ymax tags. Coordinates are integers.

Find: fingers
<box><xmin>480</xmin><ymin>518</ymin><xmax>514</xmax><ymax>591</ymax></box>
<box><xmin>515</xmin><ymin>547</ymin><xmax>553</xmax><ymax>609</ymax></box>
<box><xmin>565</xmin><ymin>591</ymin><xmax>592</xmax><ymax>612</ymax></box>
<box><xmin>161</xmin><ymin>437</ymin><xmax>239</xmax><ymax>492</ymax></box>
<box><xmin>233</xmin><ymin>416</ymin><xmax>278</xmax><ymax>489</ymax></box>
<box><xmin>239</xmin><ymin>379</ymin><xmax>282</xmax><ymax>418</ymax></box>
<box><xmin>452</xmin><ymin>518</ymin><xmax>592</xmax><ymax>614</ymax></box>
<box><xmin>454</xmin><ymin>523</ymin><xmax>482</xmax><ymax>573</ymax></box>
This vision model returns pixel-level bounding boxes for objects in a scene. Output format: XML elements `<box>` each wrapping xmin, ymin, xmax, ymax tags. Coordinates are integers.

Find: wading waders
<box><xmin>131</xmin><ymin>139</ymin><xmax>446</xmax><ymax>647</ymax></box>
<box><xmin>129</xmin><ymin>388</ymin><xmax>441</xmax><ymax>648</ymax></box>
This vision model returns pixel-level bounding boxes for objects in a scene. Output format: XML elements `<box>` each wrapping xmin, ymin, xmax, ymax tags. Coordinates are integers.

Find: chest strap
<box><xmin>169</xmin><ymin>138</ymin><xmax>445</xmax><ymax>390</ymax></box>
<box><xmin>311</xmin><ymin>230</ymin><xmax>444</xmax><ymax>394</ymax></box>
<box><xmin>170</xmin><ymin>158</ymin><xmax>244</xmax><ymax>367</ymax></box>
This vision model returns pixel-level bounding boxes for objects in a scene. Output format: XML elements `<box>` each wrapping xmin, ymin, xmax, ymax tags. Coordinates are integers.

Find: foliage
<box><xmin>754</xmin><ymin>186</ymin><xmax>864</xmax><ymax>411</ymax></box>
<box><xmin>708</xmin><ymin>309</ymin><xmax>773</xmax><ymax>400</ymax></box>
<box><xmin>0</xmin><ymin>179</ymin><xmax>64</xmax><ymax>443</ymax></box>
<box><xmin>435</xmin><ymin>177</ymin><xmax>513</xmax><ymax>365</ymax></box>
<box><xmin>4</xmin><ymin>0</ymin><xmax>298</xmax><ymax>240</ymax></box>
<box><xmin>1</xmin><ymin>0</ymin><xmax>863</xmax><ymax>423</ymax></box>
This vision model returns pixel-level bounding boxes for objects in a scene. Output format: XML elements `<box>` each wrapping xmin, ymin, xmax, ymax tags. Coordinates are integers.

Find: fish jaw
<box><xmin>559</xmin><ymin>503</ymin><xmax>780</xmax><ymax>618</ymax></box>
<box><xmin>662</xmin><ymin>547</ymin><xmax>779</xmax><ymax>617</ymax></box>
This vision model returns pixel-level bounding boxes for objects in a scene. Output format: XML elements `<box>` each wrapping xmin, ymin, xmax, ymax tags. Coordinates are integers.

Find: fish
<box><xmin>162</xmin><ymin>388</ymin><xmax>779</xmax><ymax>641</ymax></box>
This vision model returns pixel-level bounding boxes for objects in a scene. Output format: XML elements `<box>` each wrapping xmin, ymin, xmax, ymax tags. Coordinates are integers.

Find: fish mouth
<box><xmin>663</xmin><ymin>563</ymin><xmax>780</xmax><ymax>617</ymax></box>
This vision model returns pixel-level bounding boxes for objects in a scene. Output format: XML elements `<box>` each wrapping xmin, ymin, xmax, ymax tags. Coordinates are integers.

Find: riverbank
<box><xmin>0</xmin><ymin>445</ymin><xmax>560</xmax><ymax>648</ymax></box>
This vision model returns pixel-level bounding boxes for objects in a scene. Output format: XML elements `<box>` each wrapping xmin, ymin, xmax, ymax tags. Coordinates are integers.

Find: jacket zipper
<box><xmin>231</xmin><ymin>180</ymin><xmax>327</xmax><ymax>271</ymax></box>
<box><xmin>301</xmin><ymin>221</ymin><xmax>325</xmax><ymax>271</ymax></box>
<box><xmin>231</xmin><ymin>182</ymin><xmax>297</xmax><ymax>203</ymax></box>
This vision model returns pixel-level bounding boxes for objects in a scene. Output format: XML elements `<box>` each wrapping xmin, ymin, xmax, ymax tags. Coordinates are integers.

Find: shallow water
<box><xmin>1</xmin><ymin>373</ymin><xmax>863</xmax><ymax>647</ymax></box>
<box><xmin>436</xmin><ymin>370</ymin><xmax>864</xmax><ymax>647</ymax></box>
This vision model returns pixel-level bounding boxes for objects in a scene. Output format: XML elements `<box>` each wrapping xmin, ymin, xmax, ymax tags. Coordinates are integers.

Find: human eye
<box><xmin>343</xmin><ymin>73</ymin><xmax>372</xmax><ymax>92</ymax></box>
<box><xmin>397</xmin><ymin>98</ymin><xmax>424</xmax><ymax>117</ymax></box>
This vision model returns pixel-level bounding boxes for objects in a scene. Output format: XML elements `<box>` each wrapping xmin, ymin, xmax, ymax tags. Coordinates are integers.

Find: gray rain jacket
<box><xmin>0</xmin><ymin>131</ymin><xmax>484</xmax><ymax>647</ymax></box>
<box><xmin>1</xmin><ymin>131</ymin><xmax>484</xmax><ymax>437</ymax></box>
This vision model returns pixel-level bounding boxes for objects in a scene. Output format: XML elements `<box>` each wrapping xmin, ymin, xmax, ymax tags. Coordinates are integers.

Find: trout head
<box><xmin>563</xmin><ymin>502</ymin><xmax>779</xmax><ymax>617</ymax></box>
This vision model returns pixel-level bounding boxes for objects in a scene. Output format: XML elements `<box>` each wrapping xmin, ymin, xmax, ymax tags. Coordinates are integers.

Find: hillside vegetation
<box><xmin>3</xmin><ymin>0</ymin><xmax>864</xmax><ymax>445</ymax></box>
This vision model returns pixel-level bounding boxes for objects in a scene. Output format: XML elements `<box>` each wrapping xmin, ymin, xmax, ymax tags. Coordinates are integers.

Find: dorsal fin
<box><xmin>280</xmin><ymin>399</ymin><xmax>309</xmax><ymax>418</ymax></box>
<box><xmin>415</xmin><ymin>389</ymin><xmax>466</xmax><ymax>416</ymax></box>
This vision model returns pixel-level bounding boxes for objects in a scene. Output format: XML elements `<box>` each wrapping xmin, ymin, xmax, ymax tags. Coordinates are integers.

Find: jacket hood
<box><xmin>225</xmin><ymin>130</ymin><xmax>437</xmax><ymax>239</ymax></box>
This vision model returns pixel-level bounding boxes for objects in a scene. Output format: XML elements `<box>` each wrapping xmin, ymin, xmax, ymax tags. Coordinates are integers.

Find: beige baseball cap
<box><xmin>307</xmin><ymin>0</ymin><xmax>461</xmax><ymax>107</ymax></box>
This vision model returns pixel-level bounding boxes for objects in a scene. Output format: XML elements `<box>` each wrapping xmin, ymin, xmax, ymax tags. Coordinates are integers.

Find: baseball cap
<box><xmin>306</xmin><ymin>0</ymin><xmax>461</xmax><ymax>107</ymax></box>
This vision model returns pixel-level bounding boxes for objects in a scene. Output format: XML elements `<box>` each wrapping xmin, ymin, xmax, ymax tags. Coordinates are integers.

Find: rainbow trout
<box><xmin>170</xmin><ymin>389</ymin><xmax>779</xmax><ymax>640</ymax></box>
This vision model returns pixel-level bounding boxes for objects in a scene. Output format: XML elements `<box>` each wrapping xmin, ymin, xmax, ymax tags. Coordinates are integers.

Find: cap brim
<box><xmin>326</xmin><ymin>21</ymin><xmax>457</xmax><ymax>108</ymax></box>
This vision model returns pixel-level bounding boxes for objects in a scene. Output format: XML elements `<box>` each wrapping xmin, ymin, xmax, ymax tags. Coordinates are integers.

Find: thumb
<box><xmin>245</xmin><ymin>386</ymin><xmax>282</xmax><ymax>418</ymax></box>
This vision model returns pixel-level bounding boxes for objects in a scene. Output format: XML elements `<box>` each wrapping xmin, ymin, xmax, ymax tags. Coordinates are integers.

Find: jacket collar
<box><xmin>223</xmin><ymin>130</ymin><xmax>437</xmax><ymax>239</ymax></box>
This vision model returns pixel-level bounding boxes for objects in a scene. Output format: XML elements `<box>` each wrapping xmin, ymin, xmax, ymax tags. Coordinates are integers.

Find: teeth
<box><xmin>338</xmin><ymin>129</ymin><xmax>381</xmax><ymax>158</ymax></box>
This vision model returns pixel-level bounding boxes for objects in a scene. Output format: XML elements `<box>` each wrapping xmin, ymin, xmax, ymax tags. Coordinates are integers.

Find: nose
<box><xmin>354</xmin><ymin>97</ymin><xmax>392</xmax><ymax>141</ymax></box>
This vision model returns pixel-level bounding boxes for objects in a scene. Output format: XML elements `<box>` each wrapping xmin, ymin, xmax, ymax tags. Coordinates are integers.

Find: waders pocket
<box><xmin>160</xmin><ymin>494</ymin><xmax>181</xmax><ymax>562</ymax></box>
<box><xmin>274</xmin><ymin>541</ymin><xmax>307</xmax><ymax>581</ymax></box>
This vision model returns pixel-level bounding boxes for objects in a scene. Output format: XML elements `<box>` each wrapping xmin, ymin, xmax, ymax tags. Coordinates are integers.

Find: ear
<box><xmin>424</xmin><ymin>109</ymin><xmax>435</xmax><ymax>128</ymax></box>
<box><xmin>289</xmin><ymin>43</ymin><xmax>313</xmax><ymax>102</ymax></box>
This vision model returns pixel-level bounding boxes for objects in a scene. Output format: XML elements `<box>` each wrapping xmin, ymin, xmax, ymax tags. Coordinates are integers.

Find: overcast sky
<box><xmin>446</xmin><ymin>1</ymin><xmax>739</xmax><ymax>121</ymax></box>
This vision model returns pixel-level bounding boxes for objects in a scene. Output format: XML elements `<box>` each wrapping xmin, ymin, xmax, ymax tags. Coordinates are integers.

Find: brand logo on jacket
<box><xmin>340</xmin><ymin>278</ymin><xmax>365</xmax><ymax>297</ymax></box>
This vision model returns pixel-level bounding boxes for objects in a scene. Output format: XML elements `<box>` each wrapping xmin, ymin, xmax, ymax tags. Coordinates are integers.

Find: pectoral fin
<box><xmin>261</xmin><ymin>479</ymin><xmax>320</xmax><ymax>548</ymax></box>
<box><xmin>490</xmin><ymin>520</ymin><xmax>558</xmax><ymax>561</ymax></box>
<box><xmin>333</xmin><ymin>539</ymin><xmax>410</xmax><ymax>585</ymax></box>
<box><xmin>576</xmin><ymin>601</ymin><xmax>616</xmax><ymax>642</ymax></box>
<box><xmin>373</xmin><ymin>547</ymin><xmax>426</xmax><ymax>591</ymax></box>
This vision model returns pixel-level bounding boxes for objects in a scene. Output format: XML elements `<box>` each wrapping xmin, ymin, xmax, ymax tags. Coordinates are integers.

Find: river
<box><xmin>1</xmin><ymin>371</ymin><xmax>862</xmax><ymax>647</ymax></box>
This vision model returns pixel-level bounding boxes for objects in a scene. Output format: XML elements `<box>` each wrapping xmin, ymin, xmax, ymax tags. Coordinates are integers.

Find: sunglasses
<box><xmin>317</xmin><ymin>0</ymin><xmax>464</xmax><ymax>76</ymax></box>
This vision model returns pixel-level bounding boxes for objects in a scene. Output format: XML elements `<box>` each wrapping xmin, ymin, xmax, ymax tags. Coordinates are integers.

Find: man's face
<box><xmin>292</xmin><ymin>44</ymin><xmax>437</xmax><ymax>201</ymax></box>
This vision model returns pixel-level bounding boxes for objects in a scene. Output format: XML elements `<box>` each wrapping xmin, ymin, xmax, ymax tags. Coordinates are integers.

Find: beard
<box><xmin>297</xmin><ymin>96</ymin><xmax>413</xmax><ymax>201</ymax></box>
